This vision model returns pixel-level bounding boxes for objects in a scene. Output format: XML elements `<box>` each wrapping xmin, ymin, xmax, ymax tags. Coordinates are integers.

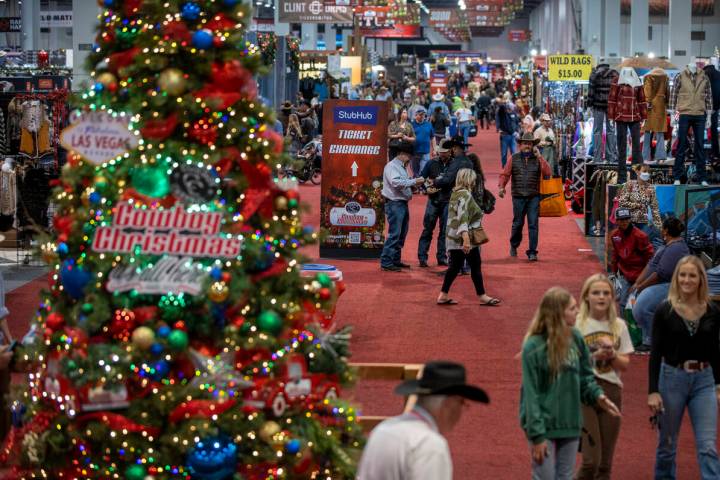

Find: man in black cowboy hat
<box><xmin>432</xmin><ymin>135</ymin><xmax>473</xmax><ymax>193</ymax></box>
<box><xmin>498</xmin><ymin>132</ymin><xmax>552</xmax><ymax>262</ymax></box>
<box><xmin>357</xmin><ymin>361</ymin><xmax>489</xmax><ymax>480</ymax></box>
<box><xmin>380</xmin><ymin>141</ymin><xmax>425</xmax><ymax>272</ymax></box>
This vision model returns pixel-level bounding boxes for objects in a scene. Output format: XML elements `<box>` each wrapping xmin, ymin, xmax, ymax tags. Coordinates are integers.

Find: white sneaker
<box><xmin>701</xmin><ymin>181</ymin><xmax>709</xmax><ymax>187</ymax></box>
<box><xmin>673</xmin><ymin>180</ymin><xmax>681</xmax><ymax>186</ymax></box>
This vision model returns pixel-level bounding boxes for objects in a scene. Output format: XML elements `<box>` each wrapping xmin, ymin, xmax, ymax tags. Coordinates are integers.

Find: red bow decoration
<box><xmin>121</xmin><ymin>188</ymin><xmax>177</xmax><ymax>208</ymax></box>
<box><xmin>107</xmin><ymin>47</ymin><xmax>140</xmax><ymax>75</ymax></box>
<box><xmin>211</xmin><ymin>60</ymin><xmax>257</xmax><ymax>97</ymax></box>
<box><xmin>169</xmin><ymin>399</ymin><xmax>236</xmax><ymax>422</ymax></box>
<box><xmin>251</xmin><ymin>258</ymin><xmax>288</xmax><ymax>282</ymax></box>
<box><xmin>163</xmin><ymin>21</ymin><xmax>191</xmax><ymax>44</ymax></box>
<box><xmin>237</xmin><ymin>188</ymin><xmax>270</xmax><ymax>221</ymax></box>
<box><xmin>205</xmin><ymin>13</ymin><xmax>237</xmax><ymax>32</ymax></box>
<box><xmin>194</xmin><ymin>85</ymin><xmax>242</xmax><ymax>110</ymax></box>
<box><xmin>259</xmin><ymin>127</ymin><xmax>284</xmax><ymax>155</ymax></box>
<box><xmin>77</xmin><ymin>412</ymin><xmax>160</xmax><ymax>436</ymax></box>
<box><xmin>139</xmin><ymin>112</ymin><xmax>179</xmax><ymax>141</ymax></box>
<box><xmin>123</xmin><ymin>0</ymin><xmax>143</xmax><ymax>16</ymax></box>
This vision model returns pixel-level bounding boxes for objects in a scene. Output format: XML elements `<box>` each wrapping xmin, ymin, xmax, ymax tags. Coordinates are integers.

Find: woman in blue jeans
<box><xmin>648</xmin><ymin>255</ymin><xmax>720</xmax><ymax>479</ymax></box>
<box><xmin>631</xmin><ymin>217</ymin><xmax>689</xmax><ymax>352</ymax></box>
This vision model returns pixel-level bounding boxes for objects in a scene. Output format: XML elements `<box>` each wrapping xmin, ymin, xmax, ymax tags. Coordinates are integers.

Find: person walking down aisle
<box><xmin>632</xmin><ymin>217</ymin><xmax>689</xmax><ymax>352</ymax></box>
<box><xmin>411</xmin><ymin>109</ymin><xmax>434</xmax><ymax>178</ymax></box>
<box><xmin>576</xmin><ymin>274</ymin><xmax>634</xmax><ymax>480</ymax></box>
<box><xmin>380</xmin><ymin>143</ymin><xmax>425</xmax><ymax>272</ymax></box>
<box><xmin>497</xmin><ymin>93</ymin><xmax>518</xmax><ymax>167</ymax></box>
<box><xmin>418</xmin><ymin>140</ymin><xmax>453</xmax><ymax>267</ymax></box>
<box><xmin>476</xmin><ymin>90</ymin><xmax>492</xmax><ymax>130</ymax></box>
<box><xmin>498</xmin><ymin>132</ymin><xmax>552</xmax><ymax>262</ymax></box>
<box><xmin>648</xmin><ymin>256</ymin><xmax>720</xmax><ymax>479</ymax></box>
<box><xmin>520</xmin><ymin>287</ymin><xmax>621</xmax><ymax>480</ymax></box>
<box><xmin>436</xmin><ymin>168</ymin><xmax>501</xmax><ymax>307</ymax></box>
<box><xmin>357</xmin><ymin>361</ymin><xmax>489</xmax><ymax>480</ymax></box>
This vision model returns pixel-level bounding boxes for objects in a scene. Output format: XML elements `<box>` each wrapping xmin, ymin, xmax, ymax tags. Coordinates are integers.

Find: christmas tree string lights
<box><xmin>2</xmin><ymin>0</ymin><xmax>363</xmax><ymax>478</ymax></box>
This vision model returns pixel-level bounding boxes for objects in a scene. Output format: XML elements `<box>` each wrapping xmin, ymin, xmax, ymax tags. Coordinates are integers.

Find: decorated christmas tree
<box><xmin>2</xmin><ymin>0</ymin><xmax>362</xmax><ymax>478</ymax></box>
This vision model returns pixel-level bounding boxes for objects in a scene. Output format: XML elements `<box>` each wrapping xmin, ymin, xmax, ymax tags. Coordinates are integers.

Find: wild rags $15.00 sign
<box><xmin>320</xmin><ymin>100</ymin><xmax>389</xmax><ymax>258</ymax></box>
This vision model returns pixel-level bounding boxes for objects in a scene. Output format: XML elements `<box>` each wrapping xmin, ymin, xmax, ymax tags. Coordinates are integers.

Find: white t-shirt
<box><xmin>577</xmin><ymin>317</ymin><xmax>634</xmax><ymax>387</ymax></box>
<box><xmin>456</xmin><ymin>108</ymin><xmax>473</xmax><ymax>123</ymax></box>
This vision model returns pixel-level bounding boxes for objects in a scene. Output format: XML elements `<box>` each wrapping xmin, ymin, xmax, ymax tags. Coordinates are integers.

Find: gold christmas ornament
<box><xmin>208</xmin><ymin>281</ymin><xmax>230</xmax><ymax>303</ymax></box>
<box><xmin>131</xmin><ymin>326</ymin><xmax>156</xmax><ymax>350</ymax></box>
<box><xmin>157</xmin><ymin>68</ymin><xmax>187</xmax><ymax>96</ymax></box>
<box><xmin>275</xmin><ymin>196</ymin><xmax>288</xmax><ymax>210</ymax></box>
<box><xmin>259</xmin><ymin>421</ymin><xmax>281</xmax><ymax>442</ymax></box>
<box><xmin>96</xmin><ymin>71</ymin><xmax>117</xmax><ymax>89</ymax></box>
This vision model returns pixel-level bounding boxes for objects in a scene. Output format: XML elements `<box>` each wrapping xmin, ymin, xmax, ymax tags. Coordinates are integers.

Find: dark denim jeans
<box><xmin>500</xmin><ymin>133</ymin><xmax>516</xmax><ymax>167</ymax></box>
<box><xmin>710</xmin><ymin>109</ymin><xmax>719</xmax><ymax>158</ymax></box>
<box><xmin>673</xmin><ymin>114</ymin><xmax>707</xmax><ymax>182</ymax></box>
<box><xmin>380</xmin><ymin>199</ymin><xmax>410</xmax><ymax>268</ymax></box>
<box><xmin>616</xmin><ymin>121</ymin><xmax>641</xmax><ymax>184</ymax></box>
<box><xmin>417</xmin><ymin>200</ymin><xmax>448</xmax><ymax>263</ymax></box>
<box><xmin>511</xmin><ymin>195</ymin><xmax>540</xmax><ymax>256</ymax></box>
<box><xmin>655</xmin><ymin>363</ymin><xmax>720</xmax><ymax>479</ymax></box>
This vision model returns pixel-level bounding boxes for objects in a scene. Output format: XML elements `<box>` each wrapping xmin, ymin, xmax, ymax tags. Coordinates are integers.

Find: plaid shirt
<box><xmin>670</xmin><ymin>71</ymin><xmax>714</xmax><ymax>112</ymax></box>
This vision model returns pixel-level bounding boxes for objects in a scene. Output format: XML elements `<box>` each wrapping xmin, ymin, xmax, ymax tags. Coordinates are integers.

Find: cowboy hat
<box><xmin>432</xmin><ymin>92</ymin><xmax>445</xmax><ymax>101</ymax></box>
<box><xmin>436</xmin><ymin>139</ymin><xmax>453</xmax><ymax>153</ymax></box>
<box><xmin>518</xmin><ymin>132</ymin><xmax>540</xmax><ymax>145</ymax></box>
<box><xmin>395</xmin><ymin>361</ymin><xmax>489</xmax><ymax>403</ymax></box>
<box><xmin>448</xmin><ymin>135</ymin><xmax>471</xmax><ymax>149</ymax></box>
<box><xmin>540</xmin><ymin>113</ymin><xmax>551</xmax><ymax>122</ymax></box>
<box><xmin>390</xmin><ymin>141</ymin><xmax>415</xmax><ymax>156</ymax></box>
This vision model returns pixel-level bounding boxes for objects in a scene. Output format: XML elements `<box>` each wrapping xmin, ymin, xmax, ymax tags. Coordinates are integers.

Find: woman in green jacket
<box><xmin>520</xmin><ymin>287</ymin><xmax>621</xmax><ymax>479</ymax></box>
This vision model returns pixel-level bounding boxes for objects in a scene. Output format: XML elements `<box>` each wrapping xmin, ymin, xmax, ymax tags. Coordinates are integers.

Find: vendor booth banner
<box><xmin>278</xmin><ymin>0</ymin><xmax>353</xmax><ymax>23</ymax></box>
<box><xmin>360</xmin><ymin>24</ymin><xmax>421</xmax><ymax>38</ymax></box>
<box><xmin>320</xmin><ymin>100</ymin><xmax>389</xmax><ymax>258</ymax></box>
<box><xmin>430</xmin><ymin>70</ymin><xmax>448</xmax><ymax>94</ymax></box>
<box><xmin>547</xmin><ymin>54</ymin><xmax>594</xmax><ymax>81</ymax></box>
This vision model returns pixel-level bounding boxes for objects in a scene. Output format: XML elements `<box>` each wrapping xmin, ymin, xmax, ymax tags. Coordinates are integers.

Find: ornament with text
<box><xmin>60</xmin><ymin>111</ymin><xmax>139</xmax><ymax>165</ymax></box>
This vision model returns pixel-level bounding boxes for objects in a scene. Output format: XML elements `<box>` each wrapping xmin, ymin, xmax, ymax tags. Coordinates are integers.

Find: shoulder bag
<box><xmin>469</xmin><ymin>226</ymin><xmax>489</xmax><ymax>245</ymax></box>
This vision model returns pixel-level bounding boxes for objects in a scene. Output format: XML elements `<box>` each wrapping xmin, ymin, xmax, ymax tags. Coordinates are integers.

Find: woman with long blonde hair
<box><xmin>648</xmin><ymin>255</ymin><xmax>720</xmax><ymax>478</ymax></box>
<box><xmin>520</xmin><ymin>287</ymin><xmax>620</xmax><ymax>480</ymax></box>
<box><xmin>576</xmin><ymin>274</ymin><xmax>633</xmax><ymax>479</ymax></box>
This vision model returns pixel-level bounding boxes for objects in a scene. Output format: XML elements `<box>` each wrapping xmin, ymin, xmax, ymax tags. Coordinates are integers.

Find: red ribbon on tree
<box><xmin>163</xmin><ymin>21</ymin><xmax>191</xmax><ymax>44</ymax></box>
<box><xmin>140</xmin><ymin>112</ymin><xmax>179</xmax><ymax>140</ymax></box>
<box><xmin>251</xmin><ymin>258</ymin><xmax>288</xmax><ymax>282</ymax></box>
<box><xmin>76</xmin><ymin>412</ymin><xmax>160</xmax><ymax>436</ymax></box>
<box><xmin>108</xmin><ymin>47</ymin><xmax>140</xmax><ymax>75</ymax></box>
<box><xmin>169</xmin><ymin>399</ymin><xmax>236</xmax><ymax>422</ymax></box>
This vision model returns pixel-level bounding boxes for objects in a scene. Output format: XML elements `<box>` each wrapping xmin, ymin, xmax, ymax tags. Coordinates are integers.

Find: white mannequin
<box><xmin>1</xmin><ymin>158</ymin><xmax>12</xmax><ymax>173</ymax></box>
<box><xmin>688</xmin><ymin>56</ymin><xmax>698</xmax><ymax>74</ymax></box>
<box><xmin>711</xmin><ymin>56</ymin><xmax>719</xmax><ymax>69</ymax></box>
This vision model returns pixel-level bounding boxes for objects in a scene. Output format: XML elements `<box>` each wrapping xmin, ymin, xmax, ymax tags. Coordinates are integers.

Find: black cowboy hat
<box><xmin>395</xmin><ymin>361</ymin><xmax>489</xmax><ymax>403</ymax></box>
<box><xmin>447</xmin><ymin>135</ymin><xmax>472</xmax><ymax>149</ymax></box>
<box><xmin>518</xmin><ymin>132</ymin><xmax>540</xmax><ymax>145</ymax></box>
<box><xmin>390</xmin><ymin>140</ymin><xmax>415</xmax><ymax>156</ymax></box>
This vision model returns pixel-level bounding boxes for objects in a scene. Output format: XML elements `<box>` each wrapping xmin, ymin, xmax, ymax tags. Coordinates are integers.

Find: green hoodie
<box><xmin>520</xmin><ymin>328</ymin><xmax>603</xmax><ymax>444</ymax></box>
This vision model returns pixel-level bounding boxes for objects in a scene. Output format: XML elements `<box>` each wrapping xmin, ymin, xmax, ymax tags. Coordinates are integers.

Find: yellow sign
<box><xmin>547</xmin><ymin>55</ymin><xmax>594</xmax><ymax>81</ymax></box>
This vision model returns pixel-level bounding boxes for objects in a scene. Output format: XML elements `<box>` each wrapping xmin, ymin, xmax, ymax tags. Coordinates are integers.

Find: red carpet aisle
<box><xmin>2</xmin><ymin>129</ymin><xmax>702</xmax><ymax>478</ymax></box>
<box><xmin>301</xmin><ymin>128</ymin><xmax>701</xmax><ymax>479</ymax></box>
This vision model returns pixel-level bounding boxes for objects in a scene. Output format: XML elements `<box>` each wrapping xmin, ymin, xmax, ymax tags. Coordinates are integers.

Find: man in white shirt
<box><xmin>357</xmin><ymin>361</ymin><xmax>489</xmax><ymax>480</ymax></box>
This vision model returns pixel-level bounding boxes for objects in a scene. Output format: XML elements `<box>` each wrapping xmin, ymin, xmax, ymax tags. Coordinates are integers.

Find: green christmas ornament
<box><xmin>257</xmin><ymin>310</ymin><xmax>283</xmax><ymax>335</ymax></box>
<box><xmin>81</xmin><ymin>303</ymin><xmax>94</xmax><ymax>314</ymax></box>
<box><xmin>316</xmin><ymin>273</ymin><xmax>332</xmax><ymax>288</ymax></box>
<box><xmin>288</xmin><ymin>198</ymin><xmax>299</xmax><ymax>208</ymax></box>
<box><xmin>124</xmin><ymin>464</ymin><xmax>146</xmax><ymax>480</ymax></box>
<box><xmin>131</xmin><ymin>164</ymin><xmax>170</xmax><ymax>198</ymax></box>
<box><xmin>167</xmin><ymin>329</ymin><xmax>189</xmax><ymax>350</ymax></box>
<box><xmin>239</xmin><ymin>321</ymin><xmax>252</xmax><ymax>336</ymax></box>
<box><xmin>116</xmin><ymin>29</ymin><xmax>138</xmax><ymax>47</ymax></box>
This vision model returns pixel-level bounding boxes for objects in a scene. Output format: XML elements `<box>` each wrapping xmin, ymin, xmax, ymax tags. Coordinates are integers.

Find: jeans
<box><xmin>478</xmin><ymin>109</ymin><xmax>490</xmax><ymax>129</ymax></box>
<box><xmin>500</xmin><ymin>133</ymin><xmax>516</xmax><ymax>167</ymax></box>
<box><xmin>511</xmin><ymin>195</ymin><xmax>540</xmax><ymax>256</ymax></box>
<box><xmin>529</xmin><ymin>437</ymin><xmax>580</xmax><ymax>480</ymax></box>
<box><xmin>643</xmin><ymin>131</ymin><xmax>667</xmax><ymax>161</ymax></box>
<box><xmin>411</xmin><ymin>153</ymin><xmax>431</xmax><ymax>178</ymax></box>
<box><xmin>418</xmin><ymin>200</ymin><xmax>448</xmax><ymax>264</ymax></box>
<box><xmin>655</xmin><ymin>363</ymin><xmax>720</xmax><ymax>479</ymax></box>
<box><xmin>614</xmin><ymin>274</ymin><xmax>632</xmax><ymax>311</ymax></box>
<box><xmin>673</xmin><ymin>114</ymin><xmax>707</xmax><ymax>183</ymax></box>
<box><xmin>441</xmin><ymin>247</ymin><xmax>485</xmax><ymax>295</ymax></box>
<box><xmin>616</xmin><ymin>121</ymin><xmax>641</xmax><ymax>184</ymax></box>
<box><xmin>578</xmin><ymin>379</ymin><xmax>622</xmax><ymax>480</ymax></box>
<box><xmin>633</xmin><ymin>282</ymin><xmax>670</xmax><ymax>345</ymax></box>
<box><xmin>592</xmin><ymin>109</ymin><xmax>618</xmax><ymax>164</ymax></box>
<box><xmin>459</xmin><ymin>122</ymin><xmax>472</xmax><ymax>146</ymax></box>
<box><xmin>710</xmin><ymin>109</ymin><xmax>719</xmax><ymax>158</ymax></box>
<box><xmin>380</xmin><ymin>200</ymin><xmax>409</xmax><ymax>268</ymax></box>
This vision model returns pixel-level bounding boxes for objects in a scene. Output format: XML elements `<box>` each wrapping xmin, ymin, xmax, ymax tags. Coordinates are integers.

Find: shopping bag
<box><xmin>539</xmin><ymin>177</ymin><xmax>567</xmax><ymax>217</ymax></box>
<box><xmin>623</xmin><ymin>293</ymin><xmax>643</xmax><ymax>348</ymax></box>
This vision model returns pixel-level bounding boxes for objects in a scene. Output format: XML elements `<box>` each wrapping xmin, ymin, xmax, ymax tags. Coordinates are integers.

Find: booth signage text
<box><xmin>547</xmin><ymin>54</ymin><xmax>594</xmax><ymax>81</ymax></box>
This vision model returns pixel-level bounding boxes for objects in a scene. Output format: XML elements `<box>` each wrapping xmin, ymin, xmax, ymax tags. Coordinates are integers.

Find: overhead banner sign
<box><xmin>547</xmin><ymin>54</ymin><xmax>594</xmax><ymax>81</ymax></box>
<box><xmin>508</xmin><ymin>29</ymin><xmax>529</xmax><ymax>41</ymax></box>
<box><xmin>40</xmin><ymin>11</ymin><xmax>73</xmax><ymax>27</ymax></box>
<box><xmin>278</xmin><ymin>0</ymin><xmax>353</xmax><ymax>23</ymax></box>
<box><xmin>360</xmin><ymin>24</ymin><xmax>421</xmax><ymax>38</ymax></box>
<box><xmin>429</xmin><ymin>70</ymin><xmax>448</xmax><ymax>94</ymax></box>
<box><xmin>0</xmin><ymin>17</ymin><xmax>21</xmax><ymax>33</ymax></box>
<box><xmin>320</xmin><ymin>100</ymin><xmax>389</xmax><ymax>258</ymax></box>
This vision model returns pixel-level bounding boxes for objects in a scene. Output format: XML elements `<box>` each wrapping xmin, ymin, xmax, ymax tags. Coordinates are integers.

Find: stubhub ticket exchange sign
<box><xmin>320</xmin><ymin>100</ymin><xmax>389</xmax><ymax>258</ymax></box>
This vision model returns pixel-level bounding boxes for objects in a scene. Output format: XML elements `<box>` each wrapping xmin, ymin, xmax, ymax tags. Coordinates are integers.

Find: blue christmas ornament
<box><xmin>60</xmin><ymin>261</ymin><xmax>92</xmax><ymax>300</ymax></box>
<box><xmin>88</xmin><ymin>192</ymin><xmax>102</xmax><ymax>204</ymax></box>
<box><xmin>181</xmin><ymin>2</ymin><xmax>201</xmax><ymax>20</ymax></box>
<box><xmin>302</xmin><ymin>225</ymin><xmax>314</xmax><ymax>235</ymax></box>
<box><xmin>222</xmin><ymin>0</ymin><xmax>238</xmax><ymax>6</ymax></box>
<box><xmin>152</xmin><ymin>360</ymin><xmax>170</xmax><ymax>379</ymax></box>
<box><xmin>210</xmin><ymin>267</ymin><xmax>223</xmax><ymax>280</ymax></box>
<box><xmin>285</xmin><ymin>439</ymin><xmax>301</xmax><ymax>454</ymax></box>
<box><xmin>192</xmin><ymin>29</ymin><xmax>214</xmax><ymax>50</ymax></box>
<box><xmin>157</xmin><ymin>325</ymin><xmax>171</xmax><ymax>338</ymax></box>
<box><xmin>150</xmin><ymin>342</ymin><xmax>164</xmax><ymax>356</ymax></box>
<box><xmin>103</xmin><ymin>0</ymin><xmax>114</xmax><ymax>6</ymax></box>
<box><xmin>187</xmin><ymin>436</ymin><xmax>238</xmax><ymax>480</ymax></box>
<box><xmin>93</xmin><ymin>82</ymin><xmax>104</xmax><ymax>92</ymax></box>
<box><xmin>56</xmin><ymin>242</ymin><xmax>69</xmax><ymax>257</ymax></box>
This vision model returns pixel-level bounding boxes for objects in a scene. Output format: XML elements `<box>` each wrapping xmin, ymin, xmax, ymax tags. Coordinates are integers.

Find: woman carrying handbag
<box><xmin>436</xmin><ymin>168</ymin><xmax>501</xmax><ymax>307</ymax></box>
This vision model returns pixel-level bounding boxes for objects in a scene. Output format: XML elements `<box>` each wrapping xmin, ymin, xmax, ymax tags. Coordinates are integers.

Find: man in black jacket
<box><xmin>495</xmin><ymin>93</ymin><xmax>518</xmax><ymax>167</ymax></box>
<box><xmin>418</xmin><ymin>139</ymin><xmax>453</xmax><ymax>267</ymax></box>
<box><xmin>588</xmin><ymin>62</ymin><xmax>619</xmax><ymax>164</ymax></box>
<box><xmin>476</xmin><ymin>91</ymin><xmax>492</xmax><ymax>130</ymax></box>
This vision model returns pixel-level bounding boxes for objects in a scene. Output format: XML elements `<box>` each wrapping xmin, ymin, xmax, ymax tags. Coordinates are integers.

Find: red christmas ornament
<box><xmin>37</xmin><ymin>50</ymin><xmax>49</xmax><ymax>68</ymax></box>
<box><xmin>163</xmin><ymin>21</ymin><xmax>192</xmax><ymax>44</ymax></box>
<box><xmin>140</xmin><ymin>112</ymin><xmax>179</xmax><ymax>140</ymax></box>
<box><xmin>205</xmin><ymin>13</ymin><xmax>236</xmax><ymax>32</ymax></box>
<box><xmin>212</xmin><ymin>36</ymin><xmax>224</xmax><ymax>48</ymax></box>
<box><xmin>285</xmin><ymin>190</ymin><xmax>300</xmax><ymax>200</ymax></box>
<box><xmin>221</xmin><ymin>272</ymin><xmax>232</xmax><ymax>282</ymax></box>
<box><xmin>318</xmin><ymin>288</ymin><xmax>332</xmax><ymax>301</ymax></box>
<box><xmin>354</xmin><ymin>192</ymin><xmax>368</xmax><ymax>204</ymax></box>
<box><xmin>231</xmin><ymin>316</ymin><xmax>245</xmax><ymax>327</ymax></box>
<box><xmin>110</xmin><ymin>309</ymin><xmax>136</xmax><ymax>340</ymax></box>
<box><xmin>189</xmin><ymin>120</ymin><xmax>218</xmax><ymax>145</ymax></box>
<box><xmin>173</xmin><ymin>320</ymin><xmax>186</xmax><ymax>331</ymax></box>
<box><xmin>46</xmin><ymin>312</ymin><xmax>65</xmax><ymax>331</ymax></box>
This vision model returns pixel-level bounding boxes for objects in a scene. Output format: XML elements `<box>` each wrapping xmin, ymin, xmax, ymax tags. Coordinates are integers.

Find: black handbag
<box><xmin>481</xmin><ymin>188</ymin><xmax>496</xmax><ymax>214</ymax></box>
<box><xmin>469</xmin><ymin>123</ymin><xmax>478</xmax><ymax>137</ymax></box>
